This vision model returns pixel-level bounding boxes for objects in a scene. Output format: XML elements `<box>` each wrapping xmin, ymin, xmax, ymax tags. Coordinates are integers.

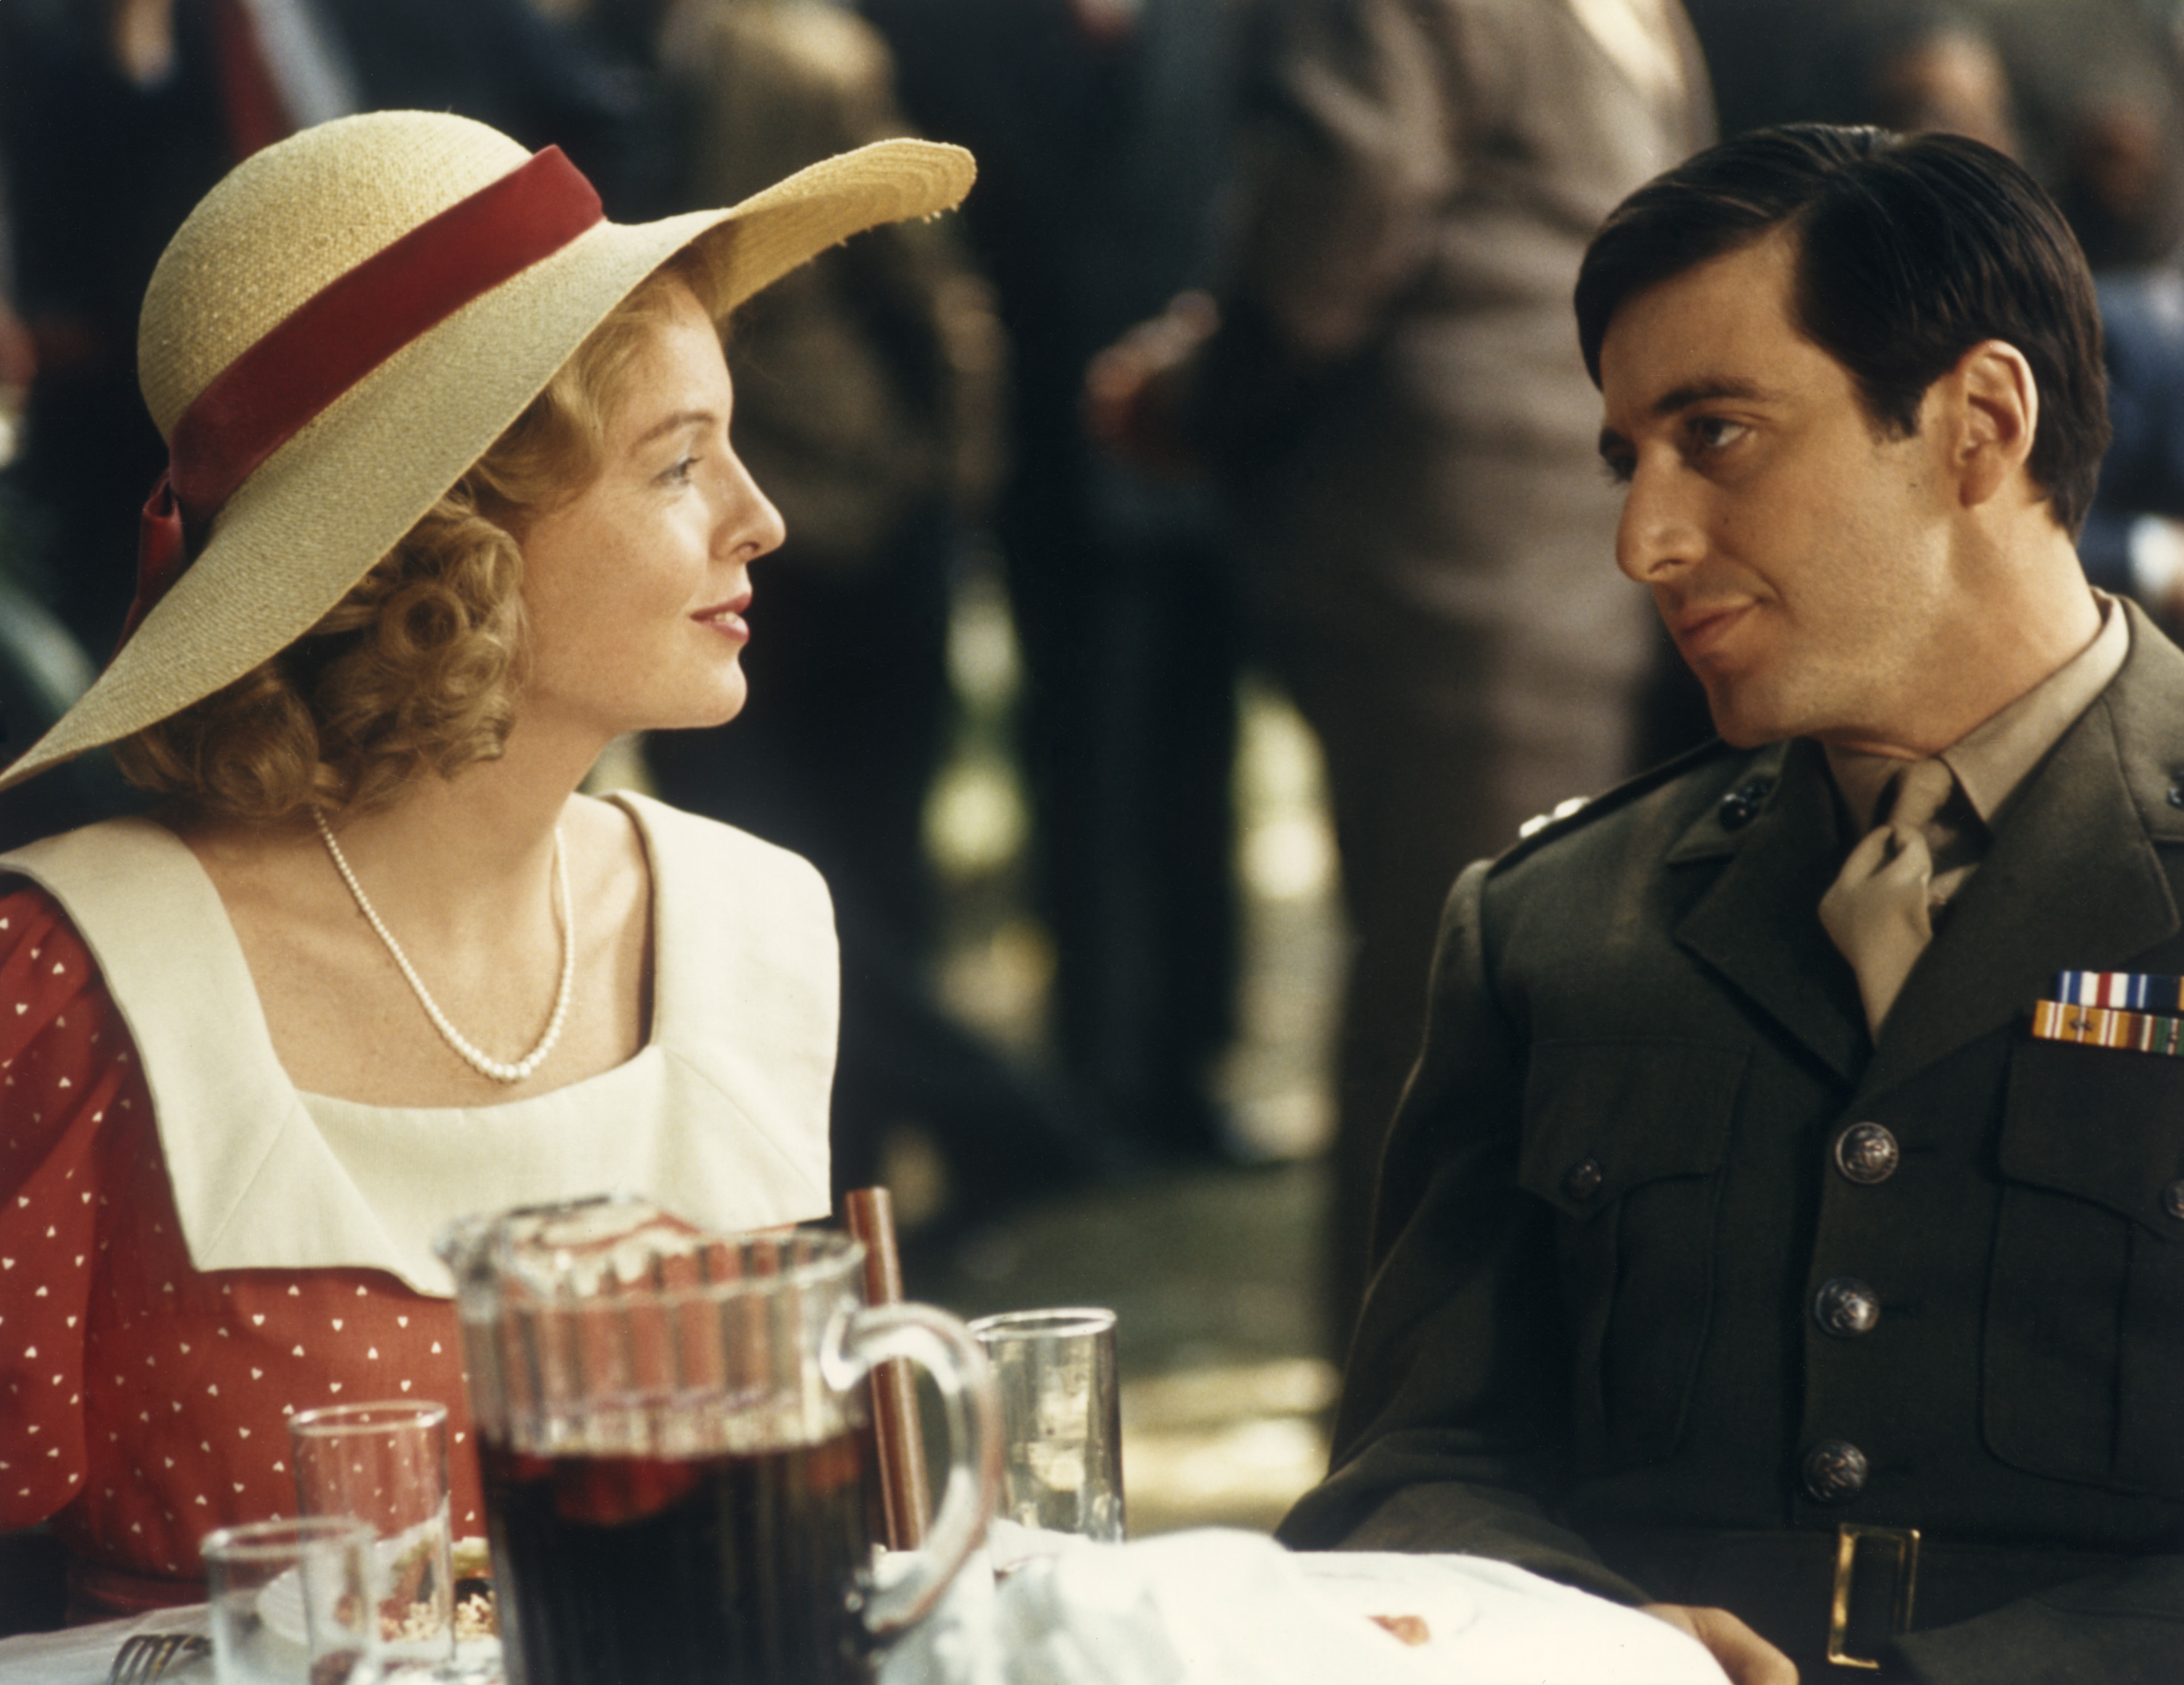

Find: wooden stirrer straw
<box><xmin>844</xmin><ymin>1186</ymin><xmax>933</xmax><ymax>1549</ymax></box>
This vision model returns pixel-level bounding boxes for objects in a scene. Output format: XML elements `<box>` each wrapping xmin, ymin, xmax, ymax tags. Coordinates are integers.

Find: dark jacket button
<box><xmin>1815</xmin><ymin>1277</ymin><xmax>1882</xmax><ymax>1337</ymax></box>
<box><xmin>1563</xmin><ymin>1157</ymin><xmax>1605</xmax><ymax>1200</ymax></box>
<box><xmin>1834</xmin><ymin>1123</ymin><xmax>1900</xmax><ymax>1186</ymax></box>
<box><xmin>1802</xmin><ymin>1439</ymin><xmax>1870</xmax><ymax>1503</ymax></box>
<box><xmin>1717</xmin><ymin>777</ymin><xmax>1775</xmax><ymax>831</ymax></box>
<box><xmin>2164</xmin><ymin>1180</ymin><xmax>2184</xmax><ymax>1222</ymax></box>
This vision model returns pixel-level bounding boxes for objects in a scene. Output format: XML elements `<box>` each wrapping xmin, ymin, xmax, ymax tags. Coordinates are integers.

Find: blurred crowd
<box><xmin>6</xmin><ymin>0</ymin><xmax>2184</xmax><ymax>1321</ymax></box>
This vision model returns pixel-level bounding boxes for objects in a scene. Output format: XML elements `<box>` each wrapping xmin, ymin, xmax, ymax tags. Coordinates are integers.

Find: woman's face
<box><xmin>516</xmin><ymin>278</ymin><xmax>785</xmax><ymax>744</ymax></box>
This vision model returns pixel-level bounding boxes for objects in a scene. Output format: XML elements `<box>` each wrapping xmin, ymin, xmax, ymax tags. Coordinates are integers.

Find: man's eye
<box><xmin>1601</xmin><ymin>452</ymin><xmax>1635</xmax><ymax>486</ymax></box>
<box><xmin>1691</xmin><ymin>417</ymin><xmax>1748</xmax><ymax>453</ymax></box>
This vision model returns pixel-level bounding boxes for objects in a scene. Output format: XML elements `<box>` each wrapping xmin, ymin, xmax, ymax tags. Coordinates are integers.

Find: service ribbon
<box><xmin>2031</xmin><ymin>998</ymin><xmax>2184</xmax><ymax>1057</ymax></box>
<box><xmin>2051</xmin><ymin>970</ymin><xmax>2184</xmax><ymax>1012</ymax></box>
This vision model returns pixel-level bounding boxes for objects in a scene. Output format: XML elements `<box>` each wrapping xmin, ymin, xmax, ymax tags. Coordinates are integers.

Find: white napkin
<box><xmin>880</xmin><ymin>1527</ymin><xmax>1725</xmax><ymax>1685</ymax></box>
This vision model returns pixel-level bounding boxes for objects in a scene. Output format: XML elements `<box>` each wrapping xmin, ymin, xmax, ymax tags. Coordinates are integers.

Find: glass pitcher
<box><xmin>438</xmin><ymin>1197</ymin><xmax>1000</xmax><ymax>1685</ymax></box>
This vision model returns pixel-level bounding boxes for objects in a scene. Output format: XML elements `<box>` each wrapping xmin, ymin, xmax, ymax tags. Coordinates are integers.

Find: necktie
<box><xmin>1819</xmin><ymin>758</ymin><xmax>1959</xmax><ymax>1037</ymax></box>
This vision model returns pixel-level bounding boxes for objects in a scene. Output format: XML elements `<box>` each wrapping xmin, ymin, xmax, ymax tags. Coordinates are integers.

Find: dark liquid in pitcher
<box><xmin>483</xmin><ymin>1434</ymin><xmax>876</xmax><ymax>1685</ymax></box>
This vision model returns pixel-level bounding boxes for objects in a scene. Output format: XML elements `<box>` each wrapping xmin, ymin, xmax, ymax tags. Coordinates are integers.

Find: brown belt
<box><xmin>1590</xmin><ymin>1525</ymin><xmax>2133</xmax><ymax>1673</ymax></box>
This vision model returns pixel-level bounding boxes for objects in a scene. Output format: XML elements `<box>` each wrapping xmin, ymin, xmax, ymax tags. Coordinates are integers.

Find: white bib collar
<box><xmin>1</xmin><ymin>793</ymin><xmax>838</xmax><ymax>1295</ymax></box>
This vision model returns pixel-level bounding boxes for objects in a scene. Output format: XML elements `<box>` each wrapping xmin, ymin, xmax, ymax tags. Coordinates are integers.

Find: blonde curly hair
<box><xmin>114</xmin><ymin>247</ymin><xmax>725</xmax><ymax>819</ymax></box>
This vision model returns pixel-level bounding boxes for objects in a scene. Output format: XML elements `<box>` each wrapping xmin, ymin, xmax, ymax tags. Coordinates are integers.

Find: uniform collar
<box><xmin>1825</xmin><ymin>590</ymin><xmax>2128</xmax><ymax>833</ymax></box>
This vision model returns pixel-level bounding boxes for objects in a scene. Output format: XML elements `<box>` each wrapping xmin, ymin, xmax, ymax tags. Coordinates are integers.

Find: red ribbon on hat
<box><xmin>123</xmin><ymin>145</ymin><xmax>605</xmax><ymax>649</ymax></box>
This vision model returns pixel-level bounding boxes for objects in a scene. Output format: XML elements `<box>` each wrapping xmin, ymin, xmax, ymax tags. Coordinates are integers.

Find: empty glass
<box><xmin>288</xmin><ymin>1402</ymin><xmax>456</xmax><ymax>1678</ymax></box>
<box><xmin>969</xmin><ymin>1308</ymin><xmax>1124</xmax><ymax>1541</ymax></box>
<box><xmin>203</xmin><ymin>1515</ymin><xmax>378</xmax><ymax>1684</ymax></box>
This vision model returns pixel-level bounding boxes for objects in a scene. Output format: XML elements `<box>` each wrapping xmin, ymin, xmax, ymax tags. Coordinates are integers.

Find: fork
<box><xmin>105</xmin><ymin>1631</ymin><xmax>211</xmax><ymax>1684</ymax></box>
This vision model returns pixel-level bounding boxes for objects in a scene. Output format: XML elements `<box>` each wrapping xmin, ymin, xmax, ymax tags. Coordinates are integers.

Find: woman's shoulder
<box><xmin>0</xmin><ymin>815</ymin><xmax>202</xmax><ymax>973</ymax></box>
<box><xmin>591</xmin><ymin>789</ymin><xmax>834</xmax><ymax>920</ymax></box>
<box><xmin>0</xmin><ymin>810</ymin><xmax>194</xmax><ymax>880</ymax></box>
<box><xmin>0</xmin><ymin>871</ymin><xmax>105</xmax><ymax>1035</ymax></box>
<box><xmin>0</xmin><ymin>863</ymin><xmax>146</xmax><ymax>1211</ymax></box>
<box><xmin>0</xmin><ymin>868</ymin><xmax>75</xmax><ymax>947</ymax></box>
<box><xmin>1</xmin><ymin>812</ymin><xmax>233</xmax><ymax>977</ymax></box>
<box><xmin>590</xmin><ymin>790</ymin><xmax>838</xmax><ymax>1071</ymax></box>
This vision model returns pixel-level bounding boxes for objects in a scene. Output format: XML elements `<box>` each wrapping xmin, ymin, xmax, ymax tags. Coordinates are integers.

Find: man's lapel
<box><xmin>1861</xmin><ymin>604</ymin><xmax>2184</xmax><ymax>1102</ymax></box>
<box><xmin>1671</xmin><ymin>739</ymin><xmax>1870</xmax><ymax>1083</ymax></box>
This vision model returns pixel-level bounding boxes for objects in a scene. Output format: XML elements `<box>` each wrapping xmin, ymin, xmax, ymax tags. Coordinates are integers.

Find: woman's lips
<box><xmin>694</xmin><ymin>592</ymin><xmax>752</xmax><ymax>641</ymax></box>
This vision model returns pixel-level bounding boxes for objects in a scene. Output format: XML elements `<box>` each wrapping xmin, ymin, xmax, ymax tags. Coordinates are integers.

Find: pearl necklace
<box><xmin>312</xmin><ymin>807</ymin><xmax>575</xmax><ymax>1084</ymax></box>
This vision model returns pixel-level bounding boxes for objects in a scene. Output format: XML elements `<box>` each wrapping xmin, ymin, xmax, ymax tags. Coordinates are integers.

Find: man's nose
<box><xmin>1615</xmin><ymin>459</ymin><xmax>1703</xmax><ymax>584</ymax></box>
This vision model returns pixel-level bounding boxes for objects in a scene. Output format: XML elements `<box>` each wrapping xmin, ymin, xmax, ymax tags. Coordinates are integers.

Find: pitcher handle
<box><xmin>828</xmin><ymin>1301</ymin><xmax>1002</xmax><ymax>1636</ymax></box>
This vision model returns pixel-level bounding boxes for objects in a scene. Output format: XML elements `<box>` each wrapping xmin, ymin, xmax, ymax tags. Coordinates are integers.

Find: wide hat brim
<box><xmin>0</xmin><ymin>118</ymin><xmax>974</xmax><ymax>795</ymax></box>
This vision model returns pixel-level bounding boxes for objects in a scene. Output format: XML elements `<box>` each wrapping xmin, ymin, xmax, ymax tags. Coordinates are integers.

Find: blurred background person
<box><xmin>2032</xmin><ymin>12</ymin><xmax>2184</xmax><ymax>629</ymax></box>
<box><xmin>1855</xmin><ymin>3</ymin><xmax>2020</xmax><ymax>150</ymax></box>
<box><xmin>1097</xmin><ymin>0</ymin><xmax>1714</xmax><ymax>1337</ymax></box>
<box><xmin>641</xmin><ymin>0</ymin><xmax>1119</xmax><ymax>1228</ymax></box>
<box><xmin>862</xmin><ymin>0</ymin><xmax>1253</xmax><ymax>1167</ymax></box>
<box><xmin>0</xmin><ymin>180</ymin><xmax>114</xmax><ymax>856</ymax></box>
<box><xmin>1679</xmin><ymin>0</ymin><xmax>2014</xmax><ymax>144</ymax></box>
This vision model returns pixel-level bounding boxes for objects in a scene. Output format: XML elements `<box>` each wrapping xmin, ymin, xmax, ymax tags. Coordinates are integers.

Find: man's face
<box><xmin>1597</xmin><ymin>234</ymin><xmax>1963</xmax><ymax>752</ymax></box>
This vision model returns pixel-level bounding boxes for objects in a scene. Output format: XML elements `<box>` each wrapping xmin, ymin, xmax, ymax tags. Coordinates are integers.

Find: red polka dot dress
<box><xmin>0</xmin><ymin>884</ymin><xmax>480</xmax><ymax>1610</ymax></box>
<box><xmin>0</xmin><ymin>797</ymin><xmax>838</xmax><ymax>1615</ymax></box>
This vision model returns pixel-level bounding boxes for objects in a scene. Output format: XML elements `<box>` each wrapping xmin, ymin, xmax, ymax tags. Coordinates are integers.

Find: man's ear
<box><xmin>1939</xmin><ymin>338</ymin><xmax>2040</xmax><ymax>509</ymax></box>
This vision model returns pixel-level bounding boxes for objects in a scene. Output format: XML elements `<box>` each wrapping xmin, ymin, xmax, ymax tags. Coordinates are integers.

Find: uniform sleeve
<box><xmin>1274</xmin><ymin>860</ymin><xmax>1650</xmax><ymax>1607</ymax></box>
<box><xmin>0</xmin><ymin>881</ymin><xmax>130</xmax><ymax>1528</ymax></box>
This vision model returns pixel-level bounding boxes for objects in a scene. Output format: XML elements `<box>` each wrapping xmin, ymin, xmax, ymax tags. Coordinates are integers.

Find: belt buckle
<box><xmin>1826</xmin><ymin>1522</ymin><xmax>1921</xmax><ymax>1670</ymax></box>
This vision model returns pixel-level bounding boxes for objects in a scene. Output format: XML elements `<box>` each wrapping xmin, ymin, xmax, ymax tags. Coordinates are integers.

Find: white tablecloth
<box><xmin>0</xmin><ymin>1532</ymin><xmax>1727</xmax><ymax>1685</ymax></box>
<box><xmin>0</xmin><ymin>1607</ymin><xmax>209</xmax><ymax>1685</ymax></box>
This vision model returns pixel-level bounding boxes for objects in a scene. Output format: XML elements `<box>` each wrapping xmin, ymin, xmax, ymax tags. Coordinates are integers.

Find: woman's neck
<box><xmin>162</xmin><ymin>707</ymin><xmax>617</xmax><ymax>941</ymax></box>
<box><xmin>162</xmin><ymin>720</ymin><xmax>655</xmax><ymax>1107</ymax></box>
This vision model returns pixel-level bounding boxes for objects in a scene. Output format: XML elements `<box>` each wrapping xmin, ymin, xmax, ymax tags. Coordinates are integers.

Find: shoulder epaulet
<box><xmin>1491</xmin><ymin>736</ymin><xmax>1742</xmax><ymax>874</ymax></box>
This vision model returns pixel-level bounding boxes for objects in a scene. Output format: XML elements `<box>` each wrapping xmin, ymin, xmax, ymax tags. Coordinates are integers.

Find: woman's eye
<box><xmin>659</xmin><ymin>453</ymin><xmax>700</xmax><ymax>486</ymax></box>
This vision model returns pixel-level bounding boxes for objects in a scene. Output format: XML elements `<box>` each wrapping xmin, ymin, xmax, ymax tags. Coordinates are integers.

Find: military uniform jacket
<box><xmin>1280</xmin><ymin>601</ymin><xmax>2184</xmax><ymax>1681</ymax></box>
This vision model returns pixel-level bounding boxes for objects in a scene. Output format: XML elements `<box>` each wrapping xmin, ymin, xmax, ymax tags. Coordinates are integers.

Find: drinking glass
<box><xmin>288</xmin><ymin>1402</ymin><xmax>456</xmax><ymax>1678</ymax></box>
<box><xmin>969</xmin><ymin>1307</ymin><xmax>1124</xmax><ymax>1541</ymax></box>
<box><xmin>203</xmin><ymin>1515</ymin><xmax>378</xmax><ymax>1685</ymax></box>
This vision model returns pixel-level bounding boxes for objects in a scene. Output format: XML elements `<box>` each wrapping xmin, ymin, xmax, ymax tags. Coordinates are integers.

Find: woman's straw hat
<box><xmin>0</xmin><ymin>110</ymin><xmax>974</xmax><ymax>795</ymax></box>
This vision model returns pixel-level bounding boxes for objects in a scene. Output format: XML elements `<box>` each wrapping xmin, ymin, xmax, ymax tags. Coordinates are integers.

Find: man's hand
<box><xmin>1640</xmin><ymin>1602</ymin><xmax>1800</xmax><ymax>1684</ymax></box>
<box><xmin>1083</xmin><ymin>291</ymin><xmax>1217</xmax><ymax>477</ymax></box>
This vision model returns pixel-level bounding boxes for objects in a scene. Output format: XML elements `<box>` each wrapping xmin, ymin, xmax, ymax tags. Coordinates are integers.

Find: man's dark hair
<box><xmin>1574</xmin><ymin>125</ymin><xmax>2109</xmax><ymax>535</ymax></box>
